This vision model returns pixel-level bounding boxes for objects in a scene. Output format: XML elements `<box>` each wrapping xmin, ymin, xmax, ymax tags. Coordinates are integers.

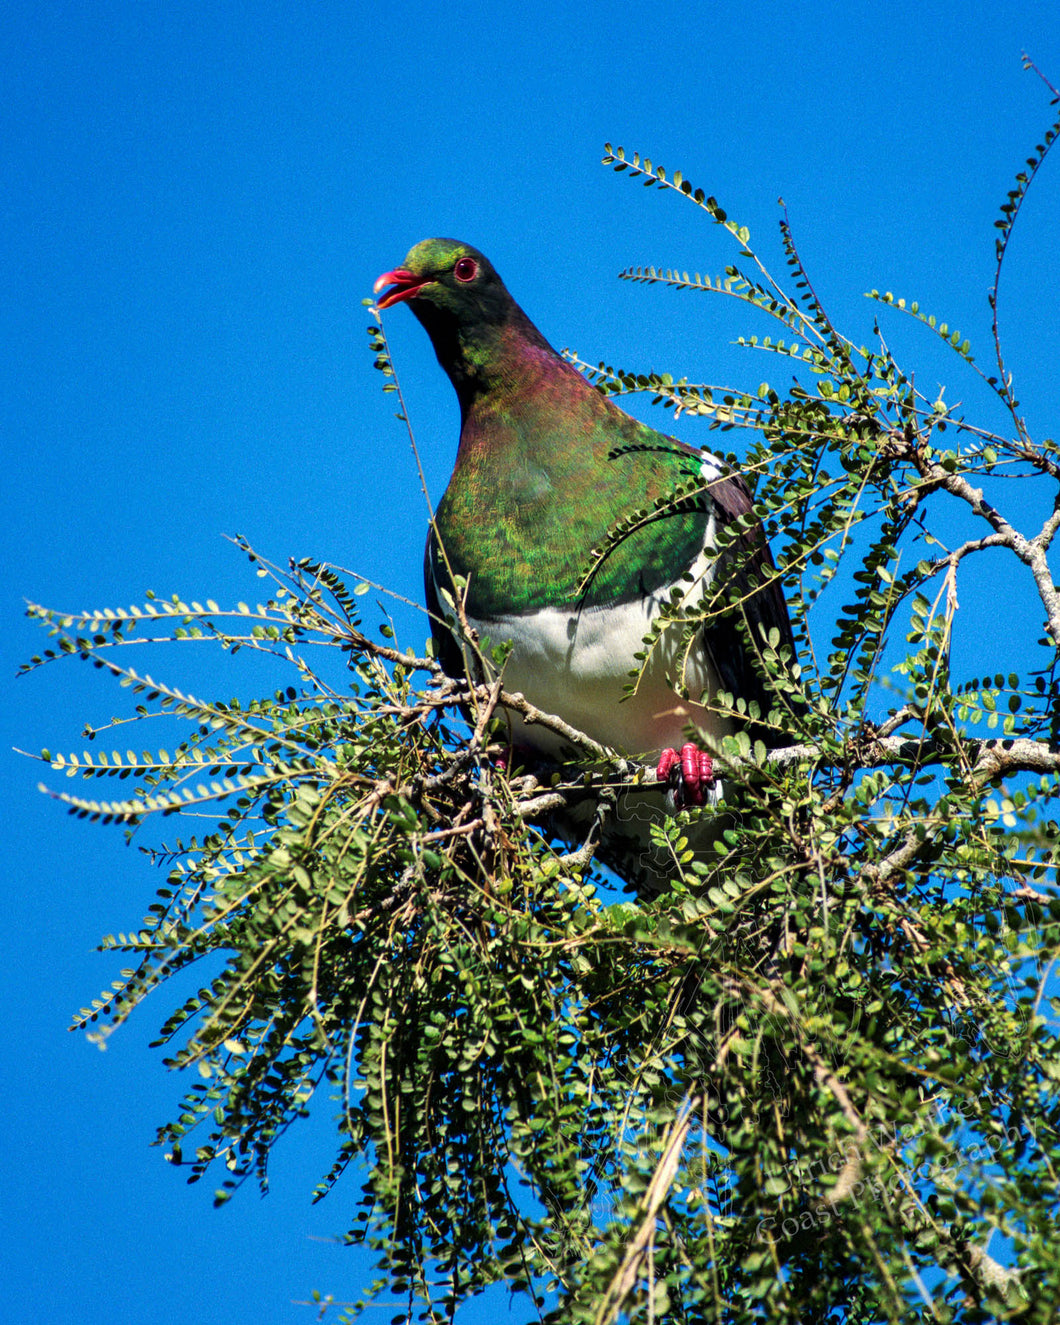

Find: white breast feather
<box><xmin>434</xmin><ymin>509</ymin><xmax>733</xmax><ymax>761</ymax></box>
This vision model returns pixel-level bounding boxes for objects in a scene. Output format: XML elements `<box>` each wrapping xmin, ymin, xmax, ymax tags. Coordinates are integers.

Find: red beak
<box><xmin>373</xmin><ymin>267</ymin><xmax>429</xmax><ymax>310</ymax></box>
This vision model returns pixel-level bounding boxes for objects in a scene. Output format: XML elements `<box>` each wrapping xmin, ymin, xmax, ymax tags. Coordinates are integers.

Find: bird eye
<box><xmin>454</xmin><ymin>256</ymin><xmax>478</xmax><ymax>283</ymax></box>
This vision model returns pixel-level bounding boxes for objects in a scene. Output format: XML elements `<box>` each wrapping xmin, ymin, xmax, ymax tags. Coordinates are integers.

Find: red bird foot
<box><xmin>656</xmin><ymin>743</ymin><xmax>715</xmax><ymax>808</ymax></box>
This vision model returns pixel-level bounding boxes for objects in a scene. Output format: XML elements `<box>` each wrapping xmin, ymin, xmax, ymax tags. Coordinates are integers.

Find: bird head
<box><xmin>374</xmin><ymin>239</ymin><xmax>511</xmax><ymax>322</ymax></box>
<box><xmin>374</xmin><ymin>239</ymin><xmax>550</xmax><ymax>394</ymax></box>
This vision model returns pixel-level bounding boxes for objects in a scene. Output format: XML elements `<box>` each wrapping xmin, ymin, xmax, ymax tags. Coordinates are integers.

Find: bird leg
<box><xmin>656</xmin><ymin>742</ymin><xmax>714</xmax><ymax>808</ymax></box>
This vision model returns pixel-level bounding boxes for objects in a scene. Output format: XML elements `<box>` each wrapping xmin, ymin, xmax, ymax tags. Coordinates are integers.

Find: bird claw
<box><xmin>656</xmin><ymin>742</ymin><xmax>714</xmax><ymax>808</ymax></box>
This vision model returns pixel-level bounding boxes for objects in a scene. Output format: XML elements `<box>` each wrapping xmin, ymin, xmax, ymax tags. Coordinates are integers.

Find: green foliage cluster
<box><xmin>21</xmin><ymin>67</ymin><xmax>1060</xmax><ymax>1324</ymax></box>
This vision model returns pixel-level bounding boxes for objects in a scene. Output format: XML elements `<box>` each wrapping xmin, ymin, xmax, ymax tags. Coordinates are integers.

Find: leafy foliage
<box><xmin>22</xmin><ymin>66</ymin><xmax>1060</xmax><ymax>1324</ymax></box>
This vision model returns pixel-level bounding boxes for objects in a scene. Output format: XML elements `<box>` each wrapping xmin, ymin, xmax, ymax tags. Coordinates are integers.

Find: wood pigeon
<box><xmin>374</xmin><ymin>239</ymin><xmax>796</xmax><ymax>889</ymax></box>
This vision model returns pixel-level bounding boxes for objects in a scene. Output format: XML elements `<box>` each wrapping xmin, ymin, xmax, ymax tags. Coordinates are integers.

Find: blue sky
<box><xmin>5</xmin><ymin>2</ymin><xmax>1060</xmax><ymax>1321</ymax></box>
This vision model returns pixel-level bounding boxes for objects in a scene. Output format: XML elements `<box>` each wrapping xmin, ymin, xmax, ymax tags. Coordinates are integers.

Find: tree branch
<box><xmin>910</xmin><ymin>450</ymin><xmax>1060</xmax><ymax>642</ymax></box>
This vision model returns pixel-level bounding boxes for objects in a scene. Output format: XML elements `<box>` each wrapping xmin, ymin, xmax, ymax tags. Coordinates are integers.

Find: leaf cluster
<box><xmin>21</xmin><ymin>70</ymin><xmax>1060</xmax><ymax>1325</ymax></box>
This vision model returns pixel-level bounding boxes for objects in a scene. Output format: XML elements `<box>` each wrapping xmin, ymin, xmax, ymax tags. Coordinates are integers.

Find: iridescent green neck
<box><xmin>411</xmin><ymin>297</ymin><xmax>553</xmax><ymax>412</ymax></box>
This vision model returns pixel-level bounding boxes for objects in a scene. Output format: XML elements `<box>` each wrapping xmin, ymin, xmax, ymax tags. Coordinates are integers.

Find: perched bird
<box><xmin>374</xmin><ymin>239</ymin><xmax>796</xmax><ymax>889</ymax></box>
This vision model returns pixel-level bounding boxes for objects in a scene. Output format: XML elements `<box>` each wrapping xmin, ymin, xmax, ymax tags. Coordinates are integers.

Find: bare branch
<box><xmin>593</xmin><ymin>1095</ymin><xmax>704</xmax><ymax>1325</ymax></box>
<box><xmin>908</xmin><ymin>450</ymin><xmax>1060</xmax><ymax>642</ymax></box>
